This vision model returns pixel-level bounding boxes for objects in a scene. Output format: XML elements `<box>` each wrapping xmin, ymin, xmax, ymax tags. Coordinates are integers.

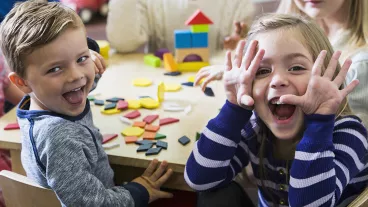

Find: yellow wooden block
<box><xmin>96</xmin><ymin>40</ymin><xmax>110</xmax><ymax>60</ymax></box>
<box><xmin>127</xmin><ymin>100</ymin><xmax>141</xmax><ymax>109</ymax></box>
<box><xmin>188</xmin><ymin>76</ymin><xmax>204</xmax><ymax>84</ymax></box>
<box><xmin>178</xmin><ymin>62</ymin><xmax>210</xmax><ymax>72</ymax></box>
<box><xmin>121</xmin><ymin>127</ymin><xmax>144</xmax><ymax>137</ymax></box>
<box><xmin>164</xmin><ymin>83</ymin><xmax>182</xmax><ymax>92</ymax></box>
<box><xmin>175</xmin><ymin>48</ymin><xmax>209</xmax><ymax>63</ymax></box>
<box><xmin>157</xmin><ymin>82</ymin><xmax>165</xmax><ymax>102</ymax></box>
<box><xmin>140</xmin><ymin>98</ymin><xmax>160</xmax><ymax>109</ymax></box>
<box><xmin>163</xmin><ymin>53</ymin><xmax>178</xmax><ymax>72</ymax></box>
<box><xmin>132</xmin><ymin>78</ymin><xmax>152</xmax><ymax>87</ymax></box>
<box><xmin>100</xmin><ymin>107</ymin><xmax>121</xmax><ymax>115</ymax></box>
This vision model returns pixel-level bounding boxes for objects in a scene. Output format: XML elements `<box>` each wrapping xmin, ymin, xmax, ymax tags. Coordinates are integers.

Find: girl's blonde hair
<box><xmin>245</xmin><ymin>13</ymin><xmax>351</xmax><ymax>205</ymax></box>
<box><xmin>277</xmin><ymin>0</ymin><xmax>368</xmax><ymax>50</ymax></box>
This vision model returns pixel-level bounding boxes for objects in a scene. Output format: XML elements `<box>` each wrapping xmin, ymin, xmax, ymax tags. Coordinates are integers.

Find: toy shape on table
<box><xmin>117</xmin><ymin>100</ymin><xmax>129</xmax><ymax>110</ymax></box>
<box><xmin>96</xmin><ymin>40</ymin><xmax>110</xmax><ymax>60</ymax></box>
<box><xmin>135</xmin><ymin>140</ymin><xmax>155</xmax><ymax>146</ymax></box>
<box><xmin>154</xmin><ymin>48</ymin><xmax>170</xmax><ymax>60</ymax></box>
<box><xmin>144</xmin><ymin>54</ymin><xmax>161</xmax><ymax>67</ymax></box>
<box><xmin>104</xmin><ymin>103</ymin><xmax>117</xmax><ymax>110</ymax></box>
<box><xmin>178</xmin><ymin>62</ymin><xmax>210</xmax><ymax>72</ymax></box>
<box><xmin>133</xmin><ymin>121</ymin><xmax>146</xmax><ymax>128</ymax></box>
<box><xmin>102</xmin><ymin>134</ymin><xmax>118</xmax><ymax>144</ymax></box>
<box><xmin>121</xmin><ymin>127</ymin><xmax>144</xmax><ymax>137</ymax></box>
<box><xmin>106</xmin><ymin>97</ymin><xmax>124</xmax><ymax>103</ymax></box>
<box><xmin>155</xmin><ymin>133</ymin><xmax>167</xmax><ymax>140</ymax></box>
<box><xmin>119</xmin><ymin>116</ymin><xmax>133</xmax><ymax>125</ymax></box>
<box><xmin>139</xmin><ymin>98</ymin><xmax>160</xmax><ymax>109</ymax></box>
<box><xmin>146</xmin><ymin>147</ymin><xmax>162</xmax><ymax>156</ymax></box>
<box><xmin>103</xmin><ymin>143</ymin><xmax>120</xmax><ymax>149</ymax></box>
<box><xmin>4</xmin><ymin>123</ymin><xmax>20</xmax><ymax>130</ymax></box>
<box><xmin>127</xmin><ymin>100</ymin><xmax>142</xmax><ymax>109</ymax></box>
<box><xmin>87</xmin><ymin>96</ymin><xmax>95</xmax><ymax>101</ymax></box>
<box><xmin>164</xmin><ymin>83</ymin><xmax>182</xmax><ymax>92</ymax></box>
<box><xmin>157</xmin><ymin>82</ymin><xmax>165</xmax><ymax>103</ymax></box>
<box><xmin>164</xmin><ymin>71</ymin><xmax>182</xmax><ymax>76</ymax></box>
<box><xmin>159</xmin><ymin>118</ymin><xmax>179</xmax><ymax>126</ymax></box>
<box><xmin>163</xmin><ymin>105</ymin><xmax>185</xmax><ymax>112</ymax></box>
<box><xmin>101</xmin><ymin>107</ymin><xmax>121</xmax><ymax>115</ymax></box>
<box><xmin>94</xmin><ymin>99</ymin><xmax>104</xmax><ymax>106</ymax></box>
<box><xmin>132</xmin><ymin>78</ymin><xmax>152</xmax><ymax>87</ymax></box>
<box><xmin>163</xmin><ymin>53</ymin><xmax>178</xmax><ymax>72</ymax></box>
<box><xmin>145</xmin><ymin>125</ymin><xmax>160</xmax><ymax>132</ymax></box>
<box><xmin>184</xmin><ymin>105</ymin><xmax>192</xmax><ymax>115</ymax></box>
<box><xmin>137</xmin><ymin>144</ymin><xmax>154</xmax><ymax>152</ymax></box>
<box><xmin>143</xmin><ymin>131</ymin><xmax>157</xmax><ymax>140</ymax></box>
<box><xmin>138</xmin><ymin>96</ymin><xmax>153</xmax><ymax>99</ymax></box>
<box><xmin>178</xmin><ymin>136</ymin><xmax>191</xmax><ymax>146</ymax></box>
<box><xmin>188</xmin><ymin>75</ymin><xmax>204</xmax><ymax>84</ymax></box>
<box><xmin>181</xmin><ymin>82</ymin><xmax>194</xmax><ymax>87</ymax></box>
<box><xmin>142</xmin><ymin>114</ymin><xmax>159</xmax><ymax>124</ymax></box>
<box><xmin>196</xmin><ymin>132</ymin><xmax>201</xmax><ymax>141</ymax></box>
<box><xmin>124</xmin><ymin>110</ymin><xmax>141</xmax><ymax>119</ymax></box>
<box><xmin>124</xmin><ymin>136</ymin><xmax>138</xmax><ymax>144</ymax></box>
<box><xmin>204</xmin><ymin>87</ymin><xmax>215</xmax><ymax>97</ymax></box>
<box><xmin>156</xmin><ymin>141</ymin><xmax>168</xmax><ymax>150</ymax></box>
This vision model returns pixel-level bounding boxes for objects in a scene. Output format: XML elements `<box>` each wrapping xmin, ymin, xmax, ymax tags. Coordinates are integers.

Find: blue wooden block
<box><xmin>137</xmin><ymin>144</ymin><xmax>154</xmax><ymax>152</ymax></box>
<box><xmin>174</xmin><ymin>30</ymin><xmax>192</xmax><ymax>49</ymax></box>
<box><xmin>192</xmin><ymin>33</ymin><xmax>208</xmax><ymax>48</ymax></box>
<box><xmin>156</xmin><ymin>141</ymin><xmax>168</xmax><ymax>150</ymax></box>
<box><xmin>145</xmin><ymin>147</ymin><xmax>162</xmax><ymax>156</ymax></box>
<box><xmin>94</xmin><ymin>99</ymin><xmax>104</xmax><ymax>106</ymax></box>
<box><xmin>178</xmin><ymin>136</ymin><xmax>191</xmax><ymax>146</ymax></box>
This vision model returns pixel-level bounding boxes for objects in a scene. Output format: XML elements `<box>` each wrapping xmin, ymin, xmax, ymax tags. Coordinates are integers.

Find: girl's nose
<box><xmin>270</xmin><ymin>73</ymin><xmax>289</xmax><ymax>89</ymax></box>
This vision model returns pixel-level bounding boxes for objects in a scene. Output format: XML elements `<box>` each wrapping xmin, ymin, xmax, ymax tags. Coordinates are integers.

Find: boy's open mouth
<box><xmin>62</xmin><ymin>86</ymin><xmax>85</xmax><ymax>105</ymax></box>
<box><xmin>268</xmin><ymin>97</ymin><xmax>296</xmax><ymax>120</ymax></box>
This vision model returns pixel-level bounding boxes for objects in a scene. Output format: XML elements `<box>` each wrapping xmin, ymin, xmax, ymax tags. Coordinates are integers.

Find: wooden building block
<box><xmin>178</xmin><ymin>62</ymin><xmax>210</xmax><ymax>72</ymax></box>
<box><xmin>163</xmin><ymin>53</ymin><xmax>178</xmax><ymax>72</ymax></box>
<box><xmin>144</xmin><ymin>55</ymin><xmax>161</xmax><ymax>67</ymax></box>
<box><xmin>174</xmin><ymin>30</ymin><xmax>192</xmax><ymax>49</ymax></box>
<box><xmin>145</xmin><ymin>125</ymin><xmax>160</xmax><ymax>132</ymax></box>
<box><xmin>143</xmin><ymin>132</ymin><xmax>157</xmax><ymax>140</ymax></box>
<box><xmin>175</xmin><ymin>48</ymin><xmax>209</xmax><ymax>63</ymax></box>
<box><xmin>191</xmin><ymin>24</ymin><xmax>209</xmax><ymax>33</ymax></box>
<box><xmin>133</xmin><ymin>121</ymin><xmax>146</xmax><ymax>128</ymax></box>
<box><xmin>192</xmin><ymin>33</ymin><xmax>208</xmax><ymax>48</ymax></box>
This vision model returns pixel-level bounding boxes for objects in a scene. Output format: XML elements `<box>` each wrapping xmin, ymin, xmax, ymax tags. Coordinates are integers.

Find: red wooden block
<box><xmin>117</xmin><ymin>100</ymin><xmax>128</xmax><ymax>110</ymax></box>
<box><xmin>185</xmin><ymin>9</ymin><xmax>213</xmax><ymax>25</ymax></box>
<box><xmin>145</xmin><ymin>125</ymin><xmax>160</xmax><ymax>132</ymax></box>
<box><xmin>159</xmin><ymin>118</ymin><xmax>179</xmax><ymax>126</ymax></box>
<box><xmin>4</xmin><ymin>123</ymin><xmax>20</xmax><ymax>130</ymax></box>
<box><xmin>124</xmin><ymin>110</ymin><xmax>141</xmax><ymax>119</ymax></box>
<box><xmin>102</xmin><ymin>134</ymin><xmax>118</xmax><ymax>144</ymax></box>
<box><xmin>143</xmin><ymin>132</ymin><xmax>157</xmax><ymax>140</ymax></box>
<box><xmin>143</xmin><ymin>114</ymin><xmax>159</xmax><ymax>124</ymax></box>
<box><xmin>124</xmin><ymin>136</ymin><xmax>138</xmax><ymax>144</ymax></box>
<box><xmin>133</xmin><ymin>121</ymin><xmax>146</xmax><ymax>128</ymax></box>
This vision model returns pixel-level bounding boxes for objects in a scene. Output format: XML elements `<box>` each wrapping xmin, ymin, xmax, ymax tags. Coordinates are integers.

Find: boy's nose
<box><xmin>67</xmin><ymin>67</ymin><xmax>84</xmax><ymax>82</ymax></box>
<box><xmin>270</xmin><ymin>73</ymin><xmax>289</xmax><ymax>89</ymax></box>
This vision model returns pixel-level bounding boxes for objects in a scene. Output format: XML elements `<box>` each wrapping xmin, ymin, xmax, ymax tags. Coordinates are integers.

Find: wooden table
<box><xmin>0</xmin><ymin>53</ymin><xmax>226</xmax><ymax>191</ymax></box>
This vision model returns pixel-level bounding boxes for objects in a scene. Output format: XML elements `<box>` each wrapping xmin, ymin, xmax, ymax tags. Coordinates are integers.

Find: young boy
<box><xmin>0</xmin><ymin>1</ymin><xmax>173</xmax><ymax>206</ymax></box>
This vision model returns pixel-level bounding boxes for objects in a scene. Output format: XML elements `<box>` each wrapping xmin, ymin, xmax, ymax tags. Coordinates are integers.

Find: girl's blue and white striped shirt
<box><xmin>185</xmin><ymin>101</ymin><xmax>368</xmax><ymax>206</ymax></box>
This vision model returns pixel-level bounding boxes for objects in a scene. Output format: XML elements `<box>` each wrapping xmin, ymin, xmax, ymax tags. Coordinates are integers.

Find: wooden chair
<box><xmin>349</xmin><ymin>187</ymin><xmax>368</xmax><ymax>207</ymax></box>
<box><xmin>0</xmin><ymin>170</ymin><xmax>60</xmax><ymax>207</ymax></box>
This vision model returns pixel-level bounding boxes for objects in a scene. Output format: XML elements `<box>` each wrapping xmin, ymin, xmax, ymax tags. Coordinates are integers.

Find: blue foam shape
<box><xmin>174</xmin><ymin>30</ymin><xmax>192</xmax><ymax>49</ymax></box>
<box><xmin>192</xmin><ymin>33</ymin><xmax>208</xmax><ymax>48</ymax></box>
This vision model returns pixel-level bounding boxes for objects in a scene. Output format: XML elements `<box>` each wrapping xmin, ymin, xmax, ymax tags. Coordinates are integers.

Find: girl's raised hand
<box><xmin>223</xmin><ymin>40</ymin><xmax>264</xmax><ymax>109</ymax></box>
<box><xmin>280</xmin><ymin>51</ymin><xmax>359</xmax><ymax>115</ymax></box>
<box><xmin>194</xmin><ymin>65</ymin><xmax>224</xmax><ymax>91</ymax></box>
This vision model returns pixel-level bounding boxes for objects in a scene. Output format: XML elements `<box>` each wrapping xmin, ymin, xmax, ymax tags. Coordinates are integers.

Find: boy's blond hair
<box><xmin>0</xmin><ymin>0</ymin><xmax>84</xmax><ymax>78</ymax></box>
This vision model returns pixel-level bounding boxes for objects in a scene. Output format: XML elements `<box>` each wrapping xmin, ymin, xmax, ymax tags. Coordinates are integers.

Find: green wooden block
<box><xmin>191</xmin><ymin>24</ymin><xmax>209</xmax><ymax>33</ymax></box>
<box><xmin>144</xmin><ymin>55</ymin><xmax>161</xmax><ymax>67</ymax></box>
<box><xmin>155</xmin><ymin>133</ymin><xmax>167</xmax><ymax>140</ymax></box>
<box><xmin>196</xmin><ymin>132</ymin><xmax>201</xmax><ymax>141</ymax></box>
<box><xmin>87</xmin><ymin>96</ymin><xmax>95</xmax><ymax>101</ymax></box>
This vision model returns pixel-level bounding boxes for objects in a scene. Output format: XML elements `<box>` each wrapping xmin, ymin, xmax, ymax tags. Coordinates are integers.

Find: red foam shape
<box><xmin>143</xmin><ymin>115</ymin><xmax>159</xmax><ymax>124</ymax></box>
<box><xmin>185</xmin><ymin>9</ymin><xmax>213</xmax><ymax>25</ymax></box>
<box><xmin>159</xmin><ymin>118</ymin><xmax>179</xmax><ymax>126</ymax></box>
<box><xmin>4</xmin><ymin>123</ymin><xmax>20</xmax><ymax>130</ymax></box>
<box><xmin>102</xmin><ymin>134</ymin><xmax>118</xmax><ymax>144</ymax></box>
<box><xmin>117</xmin><ymin>100</ymin><xmax>128</xmax><ymax>110</ymax></box>
<box><xmin>124</xmin><ymin>110</ymin><xmax>141</xmax><ymax>119</ymax></box>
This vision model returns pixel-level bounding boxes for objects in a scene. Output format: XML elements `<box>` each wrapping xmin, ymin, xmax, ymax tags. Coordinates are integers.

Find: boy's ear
<box><xmin>8</xmin><ymin>72</ymin><xmax>32</xmax><ymax>94</ymax></box>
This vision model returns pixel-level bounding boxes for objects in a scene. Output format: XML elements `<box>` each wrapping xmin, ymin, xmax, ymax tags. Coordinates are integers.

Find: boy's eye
<box><xmin>256</xmin><ymin>68</ymin><xmax>271</xmax><ymax>76</ymax></box>
<box><xmin>47</xmin><ymin>67</ymin><xmax>61</xmax><ymax>74</ymax></box>
<box><xmin>289</xmin><ymin>66</ymin><xmax>305</xmax><ymax>71</ymax></box>
<box><xmin>77</xmin><ymin>56</ymin><xmax>89</xmax><ymax>63</ymax></box>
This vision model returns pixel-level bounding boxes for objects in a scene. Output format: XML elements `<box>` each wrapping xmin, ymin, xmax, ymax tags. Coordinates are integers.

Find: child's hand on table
<box><xmin>194</xmin><ymin>65</ymin><xmax>224</xmax><ymax>91</ymax></box>
<box><xmin>90</xmin><ymin>49</ymin><xmax>106</xmax><ymax>75</ymax></box>
<box><xmin>132</xmin><ymin>159</ymin><xmax>173</xmax><ymax>203</ymax></box>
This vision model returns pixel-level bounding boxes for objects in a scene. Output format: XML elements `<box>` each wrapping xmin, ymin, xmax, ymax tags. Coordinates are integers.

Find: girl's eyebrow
<box><xmin>261</xmin><ymin>52</ymin><xmax>310</xmax><ymax>64</ymax></box>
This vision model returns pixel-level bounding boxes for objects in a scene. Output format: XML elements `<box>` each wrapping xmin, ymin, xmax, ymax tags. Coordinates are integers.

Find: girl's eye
<box><xmin>289</xmin><ymin>66</ymin><xmax>305</xmax><ymax>71</ymax></box>
<box><xmin>77</xmin><ymin>56</ymin><xmax>89</xmax><ymax>63</ymax></box>
<box><xmin>256</xmin><ymin>68</ymin><xmax>271</xmax><ymax>76</ymax></box>
<box><xmin>47</xmin><ymin>67</ymin><xmax>61</xmax><ymax>74</ymax></box>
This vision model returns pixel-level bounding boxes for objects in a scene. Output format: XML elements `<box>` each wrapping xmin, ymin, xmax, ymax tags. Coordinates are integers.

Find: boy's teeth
<box><xmin>71</xmin><ymin>87</ymin><xmax>81</xmax><ymax>92</ymax></box>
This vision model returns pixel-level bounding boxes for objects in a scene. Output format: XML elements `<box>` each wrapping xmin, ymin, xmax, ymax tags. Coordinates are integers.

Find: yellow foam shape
<box><xmin>163</xmin><ymin>53</ymin><xmax>178</xmax><ymax>72</ymax></box>
<box><xmin>96</xmin><ymin>40</ymin><xmax>110</xmax><ymax>60</ymax></box>
<box><xmin>188</xmin><ymin>76</ymin><xmax>204</xmax><ymax>84</ymax></box>
<box><xmin>157</xmin><ymin>82</ymin><xmax>165</xmax><ymax>102</ymax></box>
<box><xmin>121</xmin><ymin>127</ymin><xmax>144</xmax><ymax>137</ymax></box>
<box><xmin>133</xmin><ymin>78</ymin><xmax>152</xmax><ymax>87</ymax></box>
<box><xmin>127</xmin><ymin>100</ymin><xmax>141</xmax><ymax>109</ymax></box>
<box><xmin>100</xmin><ymin>108</ymin><xmax>121</xmax><ymax>115</ymax></box>
<box><xmin>164</xmin><ymin>83</ymin><xmax>182</xmax><ymax>92</ymax></box>
<box><xmin>178</xmin><ymin>62</ymin><xmax>210</xmax><ymax>72</ymax></box>
<box><xmin>140</xmin><ymin>98</ymin><xmax>160</xmax><ymax>109</ymax></box>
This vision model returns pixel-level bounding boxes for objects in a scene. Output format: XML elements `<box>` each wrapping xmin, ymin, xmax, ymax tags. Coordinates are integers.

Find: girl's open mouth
<box><xmin>268</xmin><ymin>97</ymin><xmax>296</xmax><ymax>121</ymax></box>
